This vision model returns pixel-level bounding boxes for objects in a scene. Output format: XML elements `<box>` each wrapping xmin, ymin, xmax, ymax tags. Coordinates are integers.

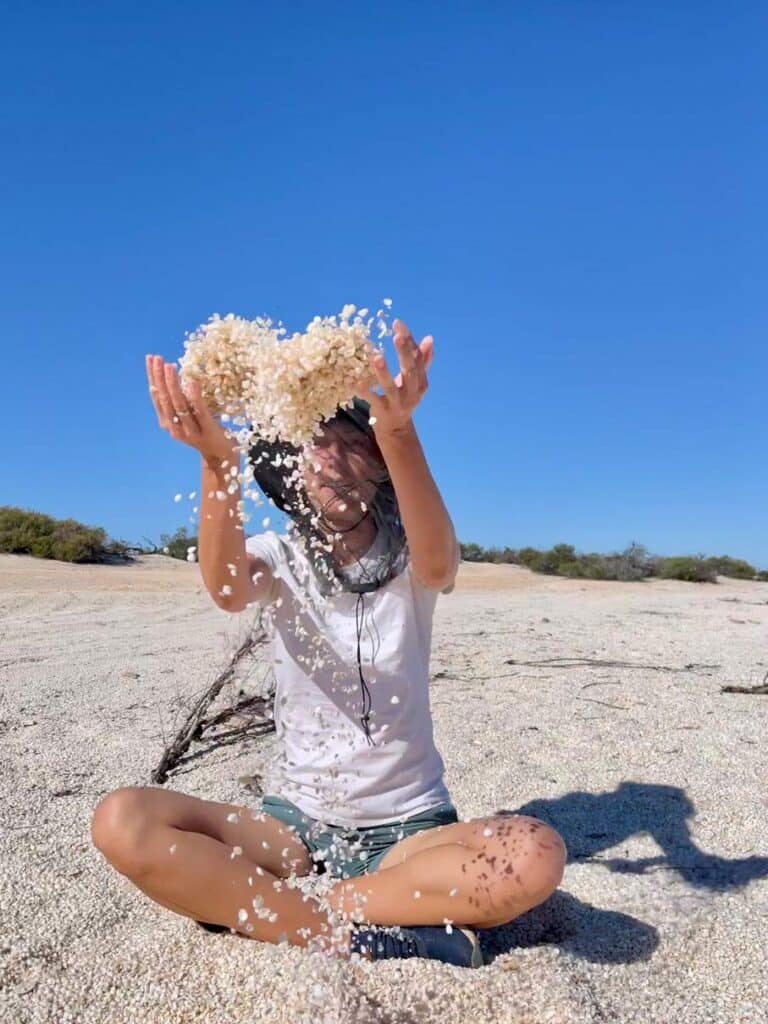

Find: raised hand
<box><xmin>145</xmin><ymin>355</ymin><xmax>238</xmax><ymax>463</ymax></box>
<box><xmin>362</xmin><ymin>319</ymin><xmax>435</xmax><ymax>436</ymax></box>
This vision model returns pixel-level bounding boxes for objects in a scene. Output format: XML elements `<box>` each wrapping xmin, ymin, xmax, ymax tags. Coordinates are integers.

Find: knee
<box><xmin>90</xmin><ymin>786</ymin><xmax>155</xmax><ymax>876</ymax></box>
<box><xmin>522</xmin><ymin>819</ymin><xmax>567</xmax><ymax>897</ymax></box>
<box><xmin>485</xmin><ymin>814</ymin><xmax>567</xmax><ymax>898</ymax></box>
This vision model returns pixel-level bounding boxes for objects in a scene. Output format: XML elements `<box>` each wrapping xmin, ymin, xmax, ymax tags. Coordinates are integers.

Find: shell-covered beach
<box><xmin>2</xmin><ymin>553</ymin><xmax>766</xmax><ymax>1024</ymax></box>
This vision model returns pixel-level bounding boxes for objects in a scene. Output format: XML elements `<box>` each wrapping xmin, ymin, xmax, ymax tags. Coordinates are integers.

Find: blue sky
<box><xmin>3</xmin><ymin>2</ymin><xmax>766</xmax><ymax>566</ymax></box>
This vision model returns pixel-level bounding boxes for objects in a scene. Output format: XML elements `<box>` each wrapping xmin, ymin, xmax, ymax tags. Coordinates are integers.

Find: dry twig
<box><xmin>151</xmin><ymin>616</ymin><xmax>275</xmax><ymax>784</ymax></box>
<box><xmin>504</xmin><ymin>657</ymin><xmax>719</xmax><ymax>674</ymax></box>
<box><xmin>721</xmin><ymin>668</ymin><xmax>768</xmax><ymax>696</ymax></box>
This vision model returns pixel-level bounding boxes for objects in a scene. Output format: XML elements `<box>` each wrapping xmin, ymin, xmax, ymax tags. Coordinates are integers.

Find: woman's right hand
<box><xmin>146</xmin><ymin>354</ymin><xmax>239</xmax><ymax>464</ymax></box>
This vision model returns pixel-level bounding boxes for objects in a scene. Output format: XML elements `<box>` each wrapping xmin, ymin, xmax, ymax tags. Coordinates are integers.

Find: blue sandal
<box><xmin>350</xmin><ymin>924</ymin><xmax>484</xmax><ymax>968</ymax></box>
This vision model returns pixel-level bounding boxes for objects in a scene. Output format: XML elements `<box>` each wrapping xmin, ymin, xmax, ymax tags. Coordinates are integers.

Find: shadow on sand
<box><xmin>477</xmin><ymin>779</ymin><xmax>768</xmax><ymax>965</ymax></box>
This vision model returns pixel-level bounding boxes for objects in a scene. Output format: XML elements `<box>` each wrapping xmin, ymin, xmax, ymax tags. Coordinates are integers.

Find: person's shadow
<box><xmin>475</xmin><ymin>780</ymin><xmax>768</xmax><ymax>965</ymax></box>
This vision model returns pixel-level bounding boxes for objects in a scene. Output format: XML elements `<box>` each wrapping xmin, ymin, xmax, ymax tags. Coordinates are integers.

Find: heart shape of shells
<box><xmin>178</xmin><ymin>304</ymin><xmax>391</xmax><ymax>449</ymax></box>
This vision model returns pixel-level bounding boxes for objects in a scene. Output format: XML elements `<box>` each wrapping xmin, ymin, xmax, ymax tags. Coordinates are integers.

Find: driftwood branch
<box><xmin>199</xmin><ymin>691</ymin><xmax>274</xmax><ymax>732</ymax></box>
<box><xmin>504</xmin><ymin>657</ymin><xmax>720</xmax><ymax>674</ymax></box>
<box><xmin>721</xmin><ymin>668</ymin><xmax>768</xmax><ymax>696</ymax></box>
<box><xmin>151</xmin><ymin>616</ymin><xmax>275</xmax><ymax>785</ymax></box>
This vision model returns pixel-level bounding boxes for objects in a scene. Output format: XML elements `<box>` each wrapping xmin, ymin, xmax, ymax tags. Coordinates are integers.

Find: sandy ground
<box><xmin>1</xmin><ymin>552</ymin><xmax>767</xmax><ymax>1024</ymax></box>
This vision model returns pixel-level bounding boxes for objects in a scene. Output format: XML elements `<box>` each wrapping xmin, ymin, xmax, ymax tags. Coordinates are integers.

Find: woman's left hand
<box><xmin>362</xmin><ymin>319</ymin><xmax>434</xmax><ymax>436</ymax></box>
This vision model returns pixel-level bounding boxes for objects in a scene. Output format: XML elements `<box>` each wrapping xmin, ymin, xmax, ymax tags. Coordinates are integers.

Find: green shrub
<box><xmin>0</xmin><ymin>505</ymin><xmax>116</xmax><ymax>563</ymax></box>
<box><xmin>705</xmin><ymin>555</ymin><xmax>757</xmax><ymax>579</ymax></box>
<box><xmin>483</xmin><ymin>545</ymin><xmax>522</xmax><ymax>565</ymax></box>
<box><xmin>616</xmin><ymin>542</ymin><xmax>652</xmax><ymax>580</ymax></box>
<box><xmin>105</xmin><ymin>538</ymin><xmax>132</xmax><ymax>558</ymax></box>
<box><xmin>550</xmin><ymin>543</ymin><xmax>577</xmax><ymax>563</ymax></box>
<box><xmin>516</xmin><ymin>546</ymin><xmax>545</xmax><ymax>572</ymax></box>
<box><xmin>657</xmin><ymin>556</ymin><xmax>718</xmax><ymax>583</ymax></box>
<box><xmin>557</xmin><ymin>559</ymin><xmax>589</xmax><ymax>578</ymax></box>
<box><xmin>534</xmin><ymin>544</ymin><xmax>576</xmax><ymax>575</ymax></box>
<box><xmin>593</xmin><ymin>543</ymin><xmax>652</xmax><ymax>581</ymax></box>
<box><xmin>644</xmin><ymin>556</ymin><xmax>664</xmax><ymax>577</ymax></box>
<box><xmin>453</xmin><ymin>538</ymin><xmax>767</xmax><ymax>584</ymax></box>
<box><xmin>0</xmin><ymin>507</ymin><xmax>56</xmax><ymax>554</ymax></box>
<box><xmin>497</xmin><ymin>547</ymin><xmax>519</xmax><ymax>564</ymax></box>
<box><xmin>586</xmin><ymin>556</ymin><xmax>626</xmax><ymax>580</ymax></box>
<box><xmin>459</xmin><ymin>542</ymin><xmax>485</xmax><ymax>563</ymax></box>
<box><xmin>29</xmin><ymin>533</ymin><xmax>55</xmax><ymax>558</ymax></box>
<box><xmin>159</xmin><ymin>526</ymin><xmax>198</xmax><ymax>561</ymax></box>
<box><xmin>489</xmin><ymin>545</ymin><xmax>521</xmax><ymax>564</ymax></box>
<box><xmin>50</xmin><ymin>518</ymin><xmax>108</xmax><ymax>562</ymax></box>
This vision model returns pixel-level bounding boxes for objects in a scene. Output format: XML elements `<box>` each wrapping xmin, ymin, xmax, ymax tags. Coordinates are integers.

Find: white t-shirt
<box><xmin>244</xmin><ymin>527</ymin><xmax>459</xmax><ymax>826</ymax></box>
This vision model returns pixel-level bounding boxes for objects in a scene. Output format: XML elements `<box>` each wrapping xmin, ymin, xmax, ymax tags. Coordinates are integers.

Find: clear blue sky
<box><xmin>3</xmin><ymin>3</ymin><xmax>766</xmax><ymax>566</ymax></box>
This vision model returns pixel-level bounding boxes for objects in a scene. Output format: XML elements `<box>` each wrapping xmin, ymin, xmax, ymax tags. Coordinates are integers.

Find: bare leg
<box><xmin>327</xmin><ymin>814</ymin><xmax>567</xmax><ymax>929</ymax></box>
<box><xmin>129</xmin><ymin>821</ymin><xmax>339</xmax><ymax>948</ymax></box>
<box><xmin>91</xmin><ymin>787</ymin><xmax>350</xmax><ymax>952</ymax></box>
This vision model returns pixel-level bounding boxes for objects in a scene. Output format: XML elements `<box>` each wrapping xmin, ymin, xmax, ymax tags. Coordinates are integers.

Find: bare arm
<box><xmin>197</xmin><ymin>450</ymin><xmax>275</xmax><ymax>612</ymax></box>
<box><xmin>375</xmin><ymin>422</ymin><xmax>458</xmax><ymax>588</ymax></box>
<box><xmin>365</xmin><ymin>320</ymin><xmax>458</xmax><ymax>589</ymax></box>
<box><xmin>144</xmin><ymin>353</ymin><xmax>274</xmax><ymax>613</ymax></box>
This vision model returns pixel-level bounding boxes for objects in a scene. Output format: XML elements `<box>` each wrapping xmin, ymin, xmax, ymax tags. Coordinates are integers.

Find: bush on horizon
<box><xmin>0</xmin><ymin>505</ymin><xmax>131</xmax><ymax>563</ymax></box>
<box><xmin>157</xmin><ymin>525</ymin><xmax>199</xmax><ymax>561</ymax></box>
<box><xmin>458</xmin><ymin>539</ymin><xmax>763</xmax><ymax>583</ymax></box>
<box><xmin>1</xmin><ymin>506</ymin><xmax>764</xmax><ymax>581</ymax></box>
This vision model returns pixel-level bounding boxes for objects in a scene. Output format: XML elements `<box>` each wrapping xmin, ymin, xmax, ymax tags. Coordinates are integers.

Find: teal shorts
<box><xmin>259</xmin><ymin>794</ymin><xmax>459</xmax><ymax>879</ymax></box>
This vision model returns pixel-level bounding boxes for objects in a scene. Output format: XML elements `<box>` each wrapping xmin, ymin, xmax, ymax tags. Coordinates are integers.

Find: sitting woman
<box><xmin>91</xmin><ymin>320</ymin><xmax>567</xmax><ymax>968</ymax></box>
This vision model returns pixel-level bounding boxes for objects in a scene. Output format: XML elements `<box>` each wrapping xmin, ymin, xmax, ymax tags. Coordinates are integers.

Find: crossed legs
<box><xmin>90</xmin><ymin>787</ymin><xmax>567</xmax><ymax>952</ymax></box>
